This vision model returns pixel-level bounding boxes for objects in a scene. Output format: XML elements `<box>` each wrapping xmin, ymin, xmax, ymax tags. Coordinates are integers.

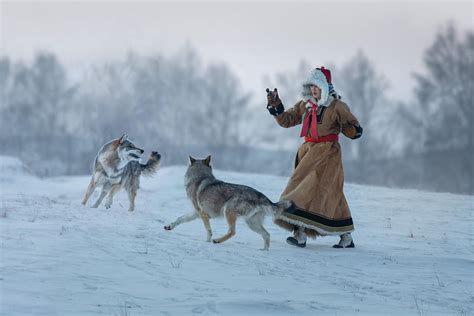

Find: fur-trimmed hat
<box><xmin>301</xmin><ymin>67</ymin><xmax>333</xmax><ymax>105</ymax></box>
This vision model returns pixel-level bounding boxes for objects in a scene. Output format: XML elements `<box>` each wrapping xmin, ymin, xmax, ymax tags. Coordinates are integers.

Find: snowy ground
<box><xmin>0</xmin><ymin>155</ymin><xmax>473</xmax><ymax>315</ymax></box>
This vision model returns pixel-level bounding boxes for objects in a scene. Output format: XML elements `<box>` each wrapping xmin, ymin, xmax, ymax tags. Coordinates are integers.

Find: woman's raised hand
<box><xmin>266</xmin><ymin>88</ymin><xmax>284</xmax><ymax>116</ymax></box>
<box><xmin>266</xmin><ymin>88</ymin><xmax>281</xmax><ymax>107</ymax></box>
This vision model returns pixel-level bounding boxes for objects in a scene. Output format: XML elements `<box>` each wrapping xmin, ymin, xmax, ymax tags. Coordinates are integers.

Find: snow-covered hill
<box><xmin>0</xmin><ymin>156</ymin><xmax>473</xmax><ymax>315</ymax></box>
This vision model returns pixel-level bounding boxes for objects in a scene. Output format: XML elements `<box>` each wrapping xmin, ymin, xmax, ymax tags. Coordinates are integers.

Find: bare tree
<box><xmin>200</xmin><ymin>63</ymin><xmax>251</xmax><ymax>146</ymax></box>
<box><xmin>336</xmin><ymin>51</ymin><xmax>389</xmax><ymax>162</ymax></box>
<box><xmin>414</xmin><ymin>24</ymin><xmax>474</xmax><ymax>151</ymax></box>
<box><xmin>0</xmin><ymin>58</ymin><xmax>11</xmax><ymax>110</ymax></box>
<box><xmin>0</xmin><ymin>54</ymin><xmax>76</xmax><ymax>156</ymax></box>
<box><xmin>412</xmin><ymin>24</ymin><xmax>474</xmax><ymax>193</ymax></box>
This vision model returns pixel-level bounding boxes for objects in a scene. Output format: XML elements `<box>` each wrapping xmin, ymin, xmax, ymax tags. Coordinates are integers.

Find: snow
<box><xmin>0</xmin><ymin>156</ymin><xmax>473</xmax><ymax>315</ymax></box>
<box><xmin>0</xmin><ymin>156</ymin><xmax>34</xmax><ymax>179</ymax></box>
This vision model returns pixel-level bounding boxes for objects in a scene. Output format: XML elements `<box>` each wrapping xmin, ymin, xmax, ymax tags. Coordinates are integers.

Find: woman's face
<box><xmin>310</xmin><ymin>85</ymin><xmax>321</xmax><ymax>101</ymax></box>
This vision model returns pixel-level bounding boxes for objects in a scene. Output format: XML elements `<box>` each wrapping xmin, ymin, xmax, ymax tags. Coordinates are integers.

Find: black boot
<box><xmin>286</xmin><ymin>226</ymin><xmax>307</xmax><ymax>248</ymax></box>
<box><xmin>286</xmin><ymin>236</ymin><xmax>307</xmax><ymax>248</ymax></box>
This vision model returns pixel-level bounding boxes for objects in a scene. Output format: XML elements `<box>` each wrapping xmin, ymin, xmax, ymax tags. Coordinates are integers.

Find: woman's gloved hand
<box><xmin>266</xmin><ymin>88</ymin><xmax>284</xmax><ymax>116</ymax></box>
<box><xmin>342</xmin><ymin>124</ymin><xmax>363</xmax><ymax>139</ymax></box>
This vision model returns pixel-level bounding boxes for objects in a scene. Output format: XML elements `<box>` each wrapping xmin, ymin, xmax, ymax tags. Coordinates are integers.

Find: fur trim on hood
<box><xmin>301</xmin><ymin>68</ymin><xmax>330</xmax><ymax>106</ymax></box>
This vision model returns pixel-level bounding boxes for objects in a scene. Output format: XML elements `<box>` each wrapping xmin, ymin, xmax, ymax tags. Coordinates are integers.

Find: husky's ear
<box><xmin>189</xmin><ymin>156</ymin><xmax>196</xmax><ymax>165</ymax></box>
<box><xmin>119</xmin><ymin>134</ymin><xmax>128</xmax><ymax>144</ymax></box>
<box><xmin>203</xmin><ymin>155</ymin><xmax>211</xmax><ymax>167</ymax></box>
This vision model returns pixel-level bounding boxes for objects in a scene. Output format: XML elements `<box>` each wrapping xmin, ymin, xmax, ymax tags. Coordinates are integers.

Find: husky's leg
<box><xmin>198</xmin><ymin>211</ymin><xmax>213</xmax><ymax>242</ymax></box>
<box><xmin>92</xmin><ymin>185</ymin><xmax>109</xmax><ymax>208</ymax></box>
<box><xmin>164</xmin><ymin>212</ymin><xmax>198</xmax><ymax>230</ymax></box>
<box><xmin>104</xmin><ymin>184</ymin><xmax>121</xmax><ymax>209</ymax></box>
<box><xmin>246</xmin><ymin>211</ymin><xmax>271</xmax><ymax>250</ymax></box>
<box><xmin>127</xmin><ymin>187</ymin><xmax>137</xmax><ymax>212</ymax></box>
<box><xmin>82</xmin><ymin>177</ymin><xmax>97</xmax><ymax>205</ymax></box>
<box><xmin>212</xmin><ymin>210</ymin><xmax>237</xmax><ymax>244</ymax></box>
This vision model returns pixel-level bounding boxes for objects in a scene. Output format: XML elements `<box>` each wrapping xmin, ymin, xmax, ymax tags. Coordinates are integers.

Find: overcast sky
<box><xmin>1</xmin><ymin>1</ymin><xmax>473</xmax><ymax>102</ymax></box>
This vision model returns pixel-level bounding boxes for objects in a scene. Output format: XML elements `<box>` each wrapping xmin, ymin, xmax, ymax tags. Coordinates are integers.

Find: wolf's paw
<box><xmin>105</xmin><ymin>201</ymin><xmax>112</xmax><ymax>209</ymax></box>
<box><xmin>212</xmin><ymin>239</ymin><xmax>221</xmax><ymax>244</ymax></box>
<box><xmin>164</xmin><ymin>225</ymin><xmax>173</xmax><ymax>231</ymax></box>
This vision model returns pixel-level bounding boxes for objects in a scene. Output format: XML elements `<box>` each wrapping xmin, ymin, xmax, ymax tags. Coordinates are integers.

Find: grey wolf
<box><xmin>82</xmin><ymin>135</ymin><xmax>161</xmax><ymax>212</ymax></box>
<box><xmin>164</xmin><ymin>155</ymin><xmax>292</xmax><ymax>250</ymax></box>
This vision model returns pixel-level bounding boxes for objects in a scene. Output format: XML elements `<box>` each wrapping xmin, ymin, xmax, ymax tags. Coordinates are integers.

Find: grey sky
<box><xmin>1</xmin><ymin>1</ymin><xmax>473</xmax><ymax>102</ymax></box>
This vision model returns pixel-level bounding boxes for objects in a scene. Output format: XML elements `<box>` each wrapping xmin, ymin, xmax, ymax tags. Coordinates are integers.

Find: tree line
<box><xmin>0</xmin><ymin>25</ymin><xmax>472</xmax><ymax>194</ymax></box>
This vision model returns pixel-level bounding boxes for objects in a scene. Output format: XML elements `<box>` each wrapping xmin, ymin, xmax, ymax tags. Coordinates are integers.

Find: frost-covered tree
<box><xmin>200</xmin><ymin>63</ymin><xmax>251</xmax><ymax>146</ymax></box>
<box><xmin>336</xmin><ymin>51</ymin><xmax>389</xmax><ymax>162</ymax></box>
<box><xmin>70</xmin><ymin>46</ymin><xmax>253</xmax><ymax>166</ymax></box>
<box><xmin>0</xmin><ymin>58</ymin><xmax>11</xmax><ymax>110</ymax></box>
<box><xmin>0</xmin><ymin>54</ymin><xmax>76</xmax><ymax>156</ymax></box>
<box><xmin>412</xmin><ymin>24</ymin><xmax>474</xmax><ymax>193</ymax></box>
<box><xmin>26</xmin><ymin>53</ymin><xmax>76</xmax><ymax>136</ymax></box>
<box><xmin>414</xmin><ymin>24</ymin><xmax>474</xmax><ymax>151</ymax></box>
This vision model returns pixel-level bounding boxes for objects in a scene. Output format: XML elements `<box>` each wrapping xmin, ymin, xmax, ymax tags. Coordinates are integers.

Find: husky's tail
<box><xmin>141</xmin><ymin>151</ymin><xmax>161</xmax><ymax>176</ymax></box>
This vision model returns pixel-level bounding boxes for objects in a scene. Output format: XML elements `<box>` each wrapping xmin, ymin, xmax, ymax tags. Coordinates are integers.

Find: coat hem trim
<box><xmin>275</xmin><ymin>214</ymin><xmax>354</xmax><ymax>236</ymax></box>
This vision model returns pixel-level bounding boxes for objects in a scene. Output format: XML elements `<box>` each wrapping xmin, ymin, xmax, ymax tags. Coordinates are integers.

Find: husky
<box><xmin>82</xmin><ymin>135</ymin><xmax>161</xmax><ymax>212</ymax></box>
<box><xmin>164</xmin><ymin>155</ymin><xmax>292</xmax><ymax>250</ymax></box>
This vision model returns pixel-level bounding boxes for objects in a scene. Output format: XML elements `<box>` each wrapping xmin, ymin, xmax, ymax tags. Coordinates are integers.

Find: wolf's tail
<box><xmin>273</xmin><ymin>199</ymin><xmax>293</xmax><ymax>216</ymax></box>
<box><xmin>141</xmin><ymin>152</ymin><xmax>161</xmax><ymax>176</ymax></box>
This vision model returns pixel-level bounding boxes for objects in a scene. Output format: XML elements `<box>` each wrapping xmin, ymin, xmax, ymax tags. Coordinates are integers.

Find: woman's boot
<box><xmin>286</xmin><ymin>226</ymin><xmax>307</xmax><ymax>248</ymax></box>
<box><xmin>333</xmin><ymin>233</ymin><xmax>355</xmax><ymax>248</ymax></box>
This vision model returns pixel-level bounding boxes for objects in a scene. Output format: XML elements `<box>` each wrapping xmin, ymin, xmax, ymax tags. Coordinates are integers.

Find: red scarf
<box><xmin>300</xmin><ymin>99</ymin><xmax>318</xmax><ymax>138</ymax></box>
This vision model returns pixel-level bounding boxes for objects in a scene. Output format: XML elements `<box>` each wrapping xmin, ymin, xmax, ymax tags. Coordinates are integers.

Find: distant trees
<box><xmin>413</xmin><ymin>24</ymin><xmax>473</xmax><ymax>151</ymax></box>
<box><xmin>411</xmin><ymin>24</ymin><xmax>473</xmax><ymax>193</ymax></box>
<box><xmin>336</xmin><ymin>51</ymin><xmax>389</xmax><ymax>162</ymax></box>
<box><xmin>74</xmin><ymin>48</ymin><xmax>251</xmax><ymax>150</ymax></box>
<box><xmin>0</xmin><ymin>53</ymin><xmax>78</xmax><ymax>174</ymax></box>
<box><xmin>0</xmin><ymin>24</ymin><xmax>472</xmax><ymax>193</ymax></box>
<box><xmin>0</xmin><ymin>47</ymin><xmax>252</xmax><ymax>175</ymax></box>
<box><xmin>335</xmin><ymin>25</ymin><xmax>473</xmax><ymax>193</ymax></box>
<box><xmin>200</xmin><ymin>63</ymin><xmax>251</xmax><ymax>146</ymax></box>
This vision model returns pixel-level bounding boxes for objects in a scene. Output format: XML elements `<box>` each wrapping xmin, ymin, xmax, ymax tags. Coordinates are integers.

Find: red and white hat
<box><xmin>301</xmin><ymin>67</ymin><xmax>333</xmax><ymax>105</ymax></box>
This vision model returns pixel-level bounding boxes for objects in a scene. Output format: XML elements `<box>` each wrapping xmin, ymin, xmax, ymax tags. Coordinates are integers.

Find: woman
<box><xmin>266</xmin><ymin>67</ymin><xmax>362</xmax><ymax>248</ymax></box>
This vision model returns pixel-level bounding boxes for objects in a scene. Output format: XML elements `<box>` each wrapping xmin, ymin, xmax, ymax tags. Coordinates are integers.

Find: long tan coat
<box><xmin>274</xmin><ymin>96</ymin><xmax>360</xmax><ymax>237</ymax></box>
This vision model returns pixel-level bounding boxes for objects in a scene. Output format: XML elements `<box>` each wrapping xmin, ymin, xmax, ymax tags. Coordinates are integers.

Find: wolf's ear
<box><xmin>189</xmin><ymin>156</ymin><xmax>196</xmax><ymax>165</ymax></box>
<box><xmin>111</xmin><ymin>134</ymin><xmax>125</xmax><ymax>148</ymax></box>
<box><xmin>119</xmin><ymin>134</ymin><xmax>128</xmax><ymax>144</ymax></box>
<box><xmin>203</xmin><ymin>155</ymin><xmax>211</xmax><ymax>167</ymax></box>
